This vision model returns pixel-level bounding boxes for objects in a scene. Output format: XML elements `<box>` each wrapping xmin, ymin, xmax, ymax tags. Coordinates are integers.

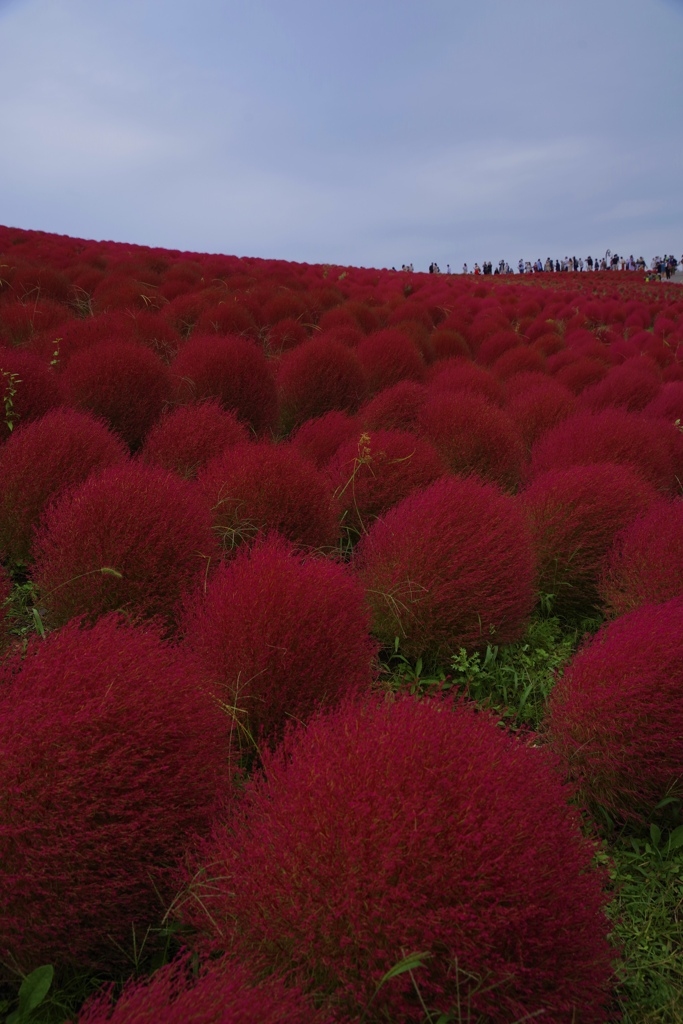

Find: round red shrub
<box><xmin>532</xmin><ymin>332</ymin><xmax>565</xmax><ymax>357</ymax></box>
<box><xmin>140</xmin><ymin>400</ymin><xmax>249</xmax><ymax>479</ymax></box>
<box><xmin>0</xmin><ymin>409</ymin><xmax>128</xmax><ymax>563</ymax></box>
<box><xmin>430</xmin><ymin>327</ymin><xmax>471</xmax><ymax>361</ymax></box>
<box><xmin>32</xmin><ymin>462</ymin><xmax>220</xmax><ymax>629</ymax></box>
<box><xmin>643</xmin><ymin>380</ymin><xmax>683</xmax><ymax>422</ymax></box>
<box><xmin>544</xmin><ymin>599</ymin><xmax>683</xmax><ymax>823</ymax></box>
<box><xmin>492</xmin><ymin>344</ymin><xmax>546</xmax><ymax>380</ymax></box>
<box><xmin>579</xmin><ymin>356</ymin><xmax>661</xmax><ymax>412</ymax></box>
<box><xmin>355</xmin><ymin>475</ymin><xmax>536</xmax><ymax>658</ymax></box>
<box><xmin>426</xmin><ymin>357</ymin><xmax>505</xmax><ymax>405</ymax></box>
<box><xmin>359</xmin><ymin>380</ymin><xmax>428</xmax><ymax>432</ymax></box>
<box><xmin>521</xmin><ymin>463</ymin><xmax>658</xmax><ymax>616</ymax></box>
<box><xmin>0</xmin><ymin>614</ymin><xmax>234</xmax><ymax>974</ymax></box>
<box><xmin>196</xmin><ymin>300</ymin><xmax>257</xmax><ymax>338</ymax></box>
<box><xmin>528</xmin><ymin>407</ymin><xmax>680</xmax><ymax>491</ymax></box>
<box><xmin>289</xmin><ymin>410</ymin><xmax>360</xmax><ymax>469</ymax></box>
<box><xmin>418</xmin><ymin>391</ymin><xmax>526</xmax><ymax>490</ymax></box>
<box><xmin>0</xmin><ymin>347</ymin><xmax>61</xmax><ymax>441</ymax></box>
<box><xmin>276</xmin><ymin>335</ymin><xmax>366</xmax><ymax>431</ymax></box>
<box><xmin>75</xmin><ymin>954</ymin><xmax>327</xmax><ymax>1024</ymax></box>
<box><xmin>553</xmin><ymin>357</ymin><xmax>608</xmax><ymax>394</ymax></box>
<box><xmin>197</xmin><ymin>441</ymin><xmax>338</xmax><ymax>554</ymax></box>
<box><xmin>327</xmin><ymin>429</ymin><xmax>448</xmax><ymax>538</ymax></box>
<box><xmin>506</xmin><ymin>376</ymin><xmax>577</xmax><ymax>450</ymax></box>
<box><xmin>172</xmin><ymin>334</ymin><xmax>278</xmax><ymax>435</ymax></box>
<box><xmin>476</xmin><ymin>328</ymin><xmax>520</xmax><ymax>366</ymax></box>
<box><xmin>598</xmin><ymin>499</ymin><xmax>683</xmax><ymax>617</ymax></box>
<box><xmin>266</xmin><ymin>317</ymin><xmax>308</xmax><ymax>354</ymax></box>
<box><xmin>182</xmin><ymin>534</ymin><xmax>375</xmax><ymax>743</ymax></box>
<box><xmin>186</xmin><ymin>697</ymin><xmax>615</xmax><ymax>1023</ymax></box>
<box><xmin>62</xmin><ymin>341</ymin><xmax>171</xmax><ymax>449</ymax></box>
<box><xmin>355</xmin><ymin>328</ymin><xmax>425</xmax><ymax>394</ymax></box>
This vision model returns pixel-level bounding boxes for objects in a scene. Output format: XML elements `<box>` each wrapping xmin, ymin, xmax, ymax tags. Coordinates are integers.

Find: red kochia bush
<box><xmin>552</xmin><ymin>356</ymin><xmax>608</xmax><ymax>394</ymax></box>
<box><xmin>172</xmin><ymin>334</ymin><xmax>278</xmax><ymax>435</ymax></box>
<box><xmin>32</xmin><ymin>463</ymin><xmax>219</xmax><ymax>629</ymax></box>
<box><xmin>359</xmin><ymin>380</ymin><xmax>428</xmax><ymax>432</ymax></box>
<box><xmin>0</xmin><ymin>615</ymin><xmax>234</xmax><ymax>974</ymax></box>
<box><xmin>186</xmin><ymin>697</ymin><xmax>614</xmax><ymax>1023</ymax></box>
<box><xmin>327</xmin><ymin>428</ymin><xmax>448</xmax><ymax>537</ymax></box>
<box><xmin>529</xmin><ymin>407</ymin><xmax>680</xmax><ymax>492</ymax></box>
<box><xmin>0</xmin><ymin>348</ymin><xmax>61</xmax><ymax>440</ymax></box>
<box><xmin>197</xmin><ymin>442</ymin><xmax>338</xmax><ymax>553</ymax></box>
<box><xmin>62</xmin><ymin>341</ymin><xmax>171</xmax><ymax>449</ymax></box>
<box><xmin>579</xmin><ymin>356</ymin><xmax>661</xmax><ymax>412</ymax></box>
<box><xmin>355</xmin><ymin>475</ymin><xmax>536</xmax><ymax>658</ymax></box>
<box><xmin>521</xmin><ymin>463</ymin><xmax>657</xmax><ymax>616</ymax></box>
<box><xmin>0</xmin><ymin>409</ymin><xmax>128</xmax><ymax>563</ymax></box>
<box><xmin>75</xmin><ymin>954</ymin><xmax>327</xmax><ymax>1024</ymax></box>
<box><xmin>427</xmin><ymin>357</ymin><xmax>505</xmax><ymax>405</ymax></box>
<box><xmin>289</xmin><ymin>410</ymin><xmax>360</xmax><ymax>469</ymax></box>
<box><xmin>545</xmin><ymin>599</ymin><xmax>683</xmax><ymax>823</ymax></box>
<box><xmin>276</xmin><ymin>335</ymin><xmax>366</xmax><ymax>431</ymax></box>
<box><xmin>418</xmin><ymin>391</ymin><xmax>526</xmax><ymax>490</ymax></box>
<box><xmin>506</xmin><ymin>375</ymin><xmax>576</xmax><ymax>450</ymax></box>
<box><xmin>598</xmin><ymin>500</ymin><xmax>683</xmax><ymax>617</ymax></box>
<box><xmin>643</xmin><ymin>380</ymin><xmax>683</xmax><ymax>422</ymax></box>
<box><xmin>355</xmin><ymin>328</ymin><xmax>425</xmax><ymax>393</ymax></box>
<box><xmin>140</xmin><ymin>400</ymin><xmax>249</xmax><ymax>479</ymax></box>
<box><xmin>492</xmin><ymin>344</ymin><xmax>546</xmax><ymax>380</ymax></box>
<box><xmin>182</xmin><ymin>535</ymin><xmax>376</xmax><ymax>742</ymax></box>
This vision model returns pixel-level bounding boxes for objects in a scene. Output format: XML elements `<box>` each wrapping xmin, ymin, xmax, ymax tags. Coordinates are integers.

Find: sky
<box><xmin>1</xmin><ymin>0</ymin><xmax>682</xmax><ymax>271</ymax></box>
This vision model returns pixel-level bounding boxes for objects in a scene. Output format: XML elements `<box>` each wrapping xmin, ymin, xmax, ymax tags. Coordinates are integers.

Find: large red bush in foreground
<box><xmin>185</xmin><ymin>697</ymin><xmax>615</xmax><ymax>1023</ymax></box>
<box><xmin>545</xmin><ymin>599</ymin><xmax>683</xmax><ymax>823</ymax></box>
<box><xmin>598</xmin><ymin>499</ymin><xmax>683</xmax><ymax>617</ymax></box>
<box><xmin>75</xmin><ymin>954</ymin><xmax>327</xmax><ymax>1024</ymax></box>
<box><xmin>521</xmin><ymin>463</ymin><xmax>658</xmax><ymax>616</ymax></box>
<box><xmin>0</xmin><ymin>409</ymin><xmax>128</xmax><ymax>563</ymax></box>
<box><xmin>288</xmin><ymin>410</ymin><xmax>360</xmax><ymax>469</ymax></box>
<box><xmin>182</xmin><ymin>535</ymin><xmax>376</xmax><ymax>743</ymax></box>
<box><xmin>0</xmin><ymin>615</ymin><xmax>234</xmax><ymax>974</ymax></box>
<box><xmin>359</xmin><ymin>379</ymin><xmax>428</xmax><ymax>432</ymax></box>
<box><xmin>355</xmin><ymin>475</ymin><xmax>536</xmax><ymax>658</ymax></box>
<box><xmin>197</xmin><ymin>441</ymin><xmax>338</xmax><ymax>553</ymax></box>
<box><xmin>32</xmin><ymin>463</ymin><xmax>219</xmax><ymax>628</ymax></box>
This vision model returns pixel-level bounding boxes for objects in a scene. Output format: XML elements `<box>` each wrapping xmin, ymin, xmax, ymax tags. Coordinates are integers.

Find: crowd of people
<box><xmin>408</xmin><ymin>253</ymin><xmax>681</xmax><ymax>278</ymax></box>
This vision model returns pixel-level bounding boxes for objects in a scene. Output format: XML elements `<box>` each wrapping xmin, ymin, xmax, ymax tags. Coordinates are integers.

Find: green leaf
<box><xmin>7</xmin><ymin>965</ymin><xmax>53</xmax><ymax>1023</ymax></box>
<box><xmin>379</xmin><ymin>950</ymin><xmax>431</xmax><ymax>985</ymax></box>
<box><xmin>650</xmin><ymin>823</ymin><xmax>661</xmax><ymax>848</ymax></box>
<box><xmin>100</xmin><ymin>567</ymin><xmax>123</xmax><ymax>578</ymax></box>
<box><xmin>667</xmin><ymin>824</ymin><xmax>683</xmax><ymax>851</ymax></box>
<box><xmin>31</xmin><ymin>608</ymin><xmax>45</xmax><ymax>639</ymax></box>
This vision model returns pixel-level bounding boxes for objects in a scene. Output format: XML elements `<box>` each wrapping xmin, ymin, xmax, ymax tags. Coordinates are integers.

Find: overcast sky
<box><xmin>1</xmin><ymin>0</ymin><xmax>682</xmax><ymax>270</ymax></box>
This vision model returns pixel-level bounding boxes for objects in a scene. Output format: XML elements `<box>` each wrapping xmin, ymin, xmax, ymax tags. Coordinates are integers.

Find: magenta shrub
<box><xmin>528</xmin><ymin>407</ymin><xmax>680</xmax><ymax>491</ymax></box>
<box><xmin>579</xmin><ymin>356</ymin><xmax>661</xmax><ymax>412</ymax></box>
<box><xmin>492</xmin><ymin>344</ymin><xmax>546</xmax><ymax>380</ymax></box>
<box><xmin>288</xmin><ymin>410</ymin><xmax>360</xmax><ymax>469</ymax></box>
<box><xmin>476</xmin><ymin>328</ymin><xmax>520</xmax><ymax>365</ymax></box>
<box><xmin>75</xmin><ymin>954</ymin><xmax>327</xmax><ymax>1024</ymax></box>
<box><xmin>62</xmin><ymin>340</ymin><xmax>171</xmax><ymax>449</ymax></box>
<box><xmin>172</xmin><ymin>334</ymin><xmax>278</xmax><ymax>435</ymax></box>
<box><xmin>598</xmin><ymin>499</ymin><xmax>683</xmax><ymax>616</ymax></box>
<box><xmin>418</xmin><ymin>390</ymin><xmax>526</xmax><ymax>490</ymax></box>
<box><xmin>359</xmin><ymin>379</ymin><xmax>428</xmax><ymax>432</ymax></box>
<box><xmin>552</xmin><ymin>356</ymin><xmax>608</xmax><ymax>394</ymax></box>
<box><xmin>327</xmin><ymin>428</ymin><xmax>448</xmax><ymax>537</ymax></box>
<box><xmin>182</xmin><ymin>534</ymin><xmax>376</xmax><ymax>742</ymax></box>
<box><xmin>521</xmin><ymin>463</ymin><xmax>657</xmax><ymax>616</ymax></box>
<box><xmin>0</xmin><ymin>347</ymin><xmax>62</xmax><ymax>441</ymax></box>
<box><xmin>643</xmin><ymin>380</ymin><xmax>683</xmax><ymax>421</ymax></box>
<box><xmin>32</xmin><ymin>462</ymin><xmax>220</xmax><ymax>629</ymax></box>
<box><xmin>0</xmin><ymin>615</ymin><xmax>234</xmax><ymax>973</ymax></box>
<box><xmin>506</xmin><ymin>375</ymin><xmax>577</xmax><ymax>450</ymax></box>
<box><xmin>185</xmin><ymin>697</ymin><xmax>615</xmax><ymax>1023</ymax></box>
<box><xmin>355</xmin><ymin>475</ymin><xmax>536</xmax><ymax>658</ymax></box>
<box><xmin>276</xmin><ymin>335</ymin><xmax>366</xmax><ymax>431</ymax></box>
<box><xmin>140</xmin><ymin>400</ymin><xmax>249</xmax><ymax>479</ymax></box>
<box><xmin>356</xmin><ymin>328</ymin><xmax>425</xmax><ymax>393</ymax></box>
<box><xmin>545</xmin><ymin>599</ymin><xmax>683</xmax><ymax>822</ymax></box>
<box><xmin>0</xmin><ymin>409</ymin><xmax>128</xmax><ymax>563</ymax></box>
<box><xmin>426</xmin><ymin>357</ymin><xmax>505</xmax><ymax>405</ymax></box>
<box><xmin>196</xmin><ymin>441</ymin><xmax>339</xmax><ymax>553</ymax></box>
